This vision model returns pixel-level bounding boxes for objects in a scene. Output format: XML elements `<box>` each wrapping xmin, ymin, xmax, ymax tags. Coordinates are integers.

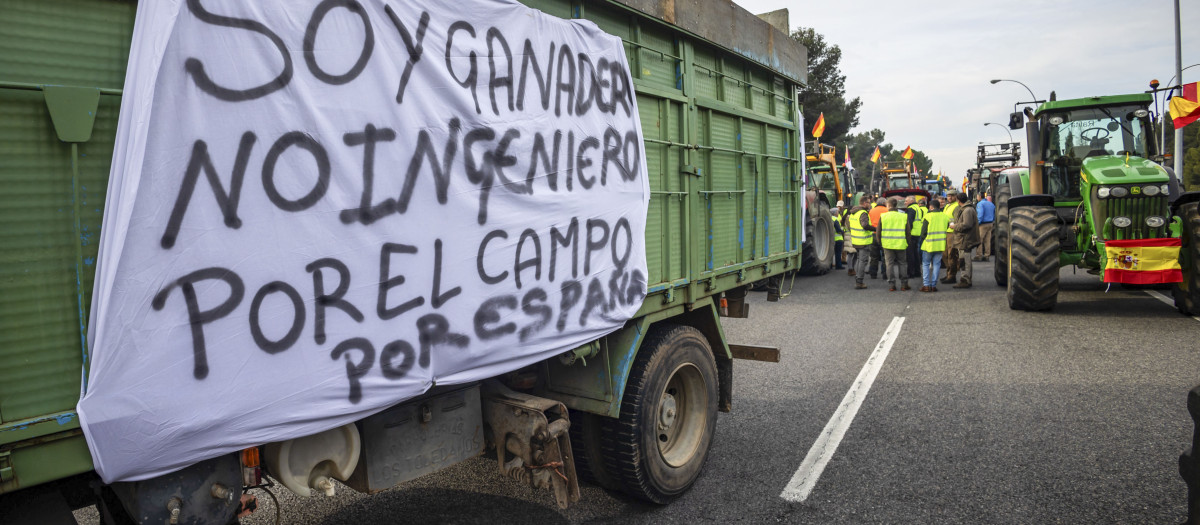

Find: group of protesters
<box><xmin>831</xmin><ymin>190</ymin><xmax>995</xmax><ymax>292</ymax></box>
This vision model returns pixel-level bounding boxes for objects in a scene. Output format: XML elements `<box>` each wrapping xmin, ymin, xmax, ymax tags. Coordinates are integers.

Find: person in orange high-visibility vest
<box><xmin>867</xmin><ymin>198</ymin><xmax>888</xmax><ymax>280</ymax></box>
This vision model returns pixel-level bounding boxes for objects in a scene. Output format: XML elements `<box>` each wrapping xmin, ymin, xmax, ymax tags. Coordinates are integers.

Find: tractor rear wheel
<box><xmin>993</xmin><ymin>179</ymin><xmax>1012</xmax><ymax>286</ymax></box>
<box><xmin>1007</xmin><ymin>206</ymin><xmax>1059</xmax><ymax>311</ymax></box>
<box><xmin>1172</xmin><ymin>202</ymin><xmax>1200</xmax><ymax>315</ymax></box>
<box><xmin>799</xmin><ymin>200</ymin><xmax>835</xmax><ymax>275</ymax></box>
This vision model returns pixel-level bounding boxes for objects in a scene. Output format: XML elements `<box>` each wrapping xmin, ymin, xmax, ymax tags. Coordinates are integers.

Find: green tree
<box><xmin>792</xmin><ymin>27</ymin><xmax>861</xmax><ymax>145</ymax></box>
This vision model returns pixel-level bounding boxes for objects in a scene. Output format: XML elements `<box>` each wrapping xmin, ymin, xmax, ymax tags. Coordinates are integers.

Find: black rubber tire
<box><xmin>799</xmin><ymin>200</ymin><xmax>835</xmax><ymax>275</ymax></box>
<box><xmin>599</xmin><ymin>324</ymin><xmax>718</xmax><ymax>504</ymax></box>
<box><xmin>568</xmin><ymin>409</ymin><xmax>621</xmax><ymax>491</ymax></box>
<box><xmin>1172</xmin><ymin>202</ymin><xmax>1200</xmax><ymax>315</ymax></box>
<box><xmin>1007</xmin><ymin>206</ymin><xmax>1060</xmax><ymax>311</ymax></box>
<box><xmin>993</xmin><ymin>178</ymin><xmax>1011</xmax><ymax>286</ymax></box>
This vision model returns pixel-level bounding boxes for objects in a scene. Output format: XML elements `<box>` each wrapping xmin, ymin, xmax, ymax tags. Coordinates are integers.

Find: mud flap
<box><xmin>481</xmin><ymin>382</ymin><xmax>581</xmax><ymax>508</ymax></box>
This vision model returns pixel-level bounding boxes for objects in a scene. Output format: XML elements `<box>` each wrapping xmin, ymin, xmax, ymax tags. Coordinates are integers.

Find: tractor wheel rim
<box><xmin>814</xmin><ymin>218</ymin><xmax>831</xmax><ymax>260</ymax></box>
<box><xmin>657</xmin><ymin>362</ymin><xmax>707</xmax><ymax>467</ymax></box>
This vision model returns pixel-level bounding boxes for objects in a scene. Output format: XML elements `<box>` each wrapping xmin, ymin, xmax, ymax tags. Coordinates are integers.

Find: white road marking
<box><xmin>1145</xmin><ymin>290</ymin><xmax>1200</xmax><ymax>322</ymax></box>
<box><xmin>780</xmin><ymin>316</ymin><xmax>905</xmax><ymax>503</ymax></box>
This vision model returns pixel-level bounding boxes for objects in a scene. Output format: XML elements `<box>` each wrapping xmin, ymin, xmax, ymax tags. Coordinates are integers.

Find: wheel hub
<box><xmin>658</xmin><ymin>394</ymin><xmax>678</xmax><ymax>432</ymax></box>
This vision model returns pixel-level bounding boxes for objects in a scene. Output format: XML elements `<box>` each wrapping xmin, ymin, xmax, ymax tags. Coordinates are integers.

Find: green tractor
<box><xmin>995</xmin><ymin>93</ymin><xmax>1200</xmax><ymax>312</ymax></box>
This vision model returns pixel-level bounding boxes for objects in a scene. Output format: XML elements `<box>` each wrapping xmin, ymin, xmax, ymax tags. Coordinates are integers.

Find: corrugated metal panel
<box><xmin>0</xmin><ymin>0</ymin><xmax>133</xmax><ymax>429</ymax></box>
<box><xmin>0</xmin><ymin>0</ymin><xmax>135</xmax><ymax>89</ymax></box>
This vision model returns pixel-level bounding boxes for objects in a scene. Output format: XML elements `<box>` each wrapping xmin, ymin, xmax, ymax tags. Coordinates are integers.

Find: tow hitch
<box><xmin>481</xmin><ymin>381</ymin><xmax>580</xmax><ymax>508</ymax></box>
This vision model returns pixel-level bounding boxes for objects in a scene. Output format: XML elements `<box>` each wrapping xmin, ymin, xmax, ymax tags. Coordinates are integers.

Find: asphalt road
<box><xmin>76</xmin><ymin>260</ymin><xmax>1200</xmax><ymax>524</ymax></box>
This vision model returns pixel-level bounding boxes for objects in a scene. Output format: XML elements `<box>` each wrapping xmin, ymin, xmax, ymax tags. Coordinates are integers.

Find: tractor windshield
<box><xmin>1043</xmin><ymin>105</ymin><xmax>1150</xmax><ymax>162</ymax></box>
<box><xmin>809</xmin><ymin>166</ymin><xmax>838</xmax><ymax>192</ymax></box>
<box><xmin>888</xmin><ymin>177</ymin><xmax>911</xmax><ymax>189</ymax></box>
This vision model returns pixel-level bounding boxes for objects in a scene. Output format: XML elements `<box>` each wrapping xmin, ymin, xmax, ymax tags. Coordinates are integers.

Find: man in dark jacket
<box><xmin>950</xmin><ymin>192</ymin><xmax>980</xmax><ymax>288</ymax></box>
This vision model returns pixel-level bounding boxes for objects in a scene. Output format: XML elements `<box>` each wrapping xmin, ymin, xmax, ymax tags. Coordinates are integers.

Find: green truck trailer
<box><xmin>0</xmin><ymin>0</ymin><xmax>808</xmax><ymax>522</ymax></box>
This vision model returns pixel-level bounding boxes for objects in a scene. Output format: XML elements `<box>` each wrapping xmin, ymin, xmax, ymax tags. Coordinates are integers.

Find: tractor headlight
<box><xmin>1133</xmin><ymin>109</ymin><xmax>1150</xmax><ymax>118</ymax></box>
<box><xmin>1146</xmin><ymin>216</ymin><xmax>1166</xmax><ymax>228</ymax></box>
<box><xmin>1113</xmin><ymin>216</ymin><xmax>1133</xmax><ymax>228</ymax></box>
<box><xmin>1098</xmin><ymin>187</ymin><xmax>1111</xmax><ymax>198</ymax></box>
<box><xmin>1143</xmin><ymin>184</ymin><xmax>1161</xmax><ymax>196</ymax></box>
<box><xmin>1110</xmin><ymin>187</ymin><xmax>1129</xmax><ymax>197</ymax></box>
<box><xmin>1162</xmin><ymin>184</ymin><xmax>1170</xmax><ymax>194</ymax></box>
<box><xmin>1048</xmin><ymin>116</ymin><xmax>1065</xmax><ymax>126</ymax></box>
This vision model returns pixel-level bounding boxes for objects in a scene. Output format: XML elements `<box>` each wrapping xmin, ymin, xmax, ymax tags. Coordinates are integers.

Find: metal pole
<box><xmin>1175</xmin><ymin>0</ymin><xmax>1184</xmax><ymax>176</ymax></box>
<box><xmin>984</xmin><ymin>122</ymin><xmax>1014</xmax><ymax>142</ymax></box>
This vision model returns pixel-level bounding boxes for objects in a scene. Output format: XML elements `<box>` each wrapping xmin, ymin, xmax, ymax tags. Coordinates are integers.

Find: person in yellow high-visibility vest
<box><xmin>917</xmin><ymin>199</ymin><xmax>950</xmax><ymax>291</ymax></box>
<box><xmin>832</xmin><ymin>200</ymin><xmax>845</xmax><ymax>270</ymax></box>
<box><xmin>941</xmin><ymin>193</ymin><xmax>961</xmax><ymax>284</ymax></box>
<box><xmin>904</xmin><ymin>196</ymin><xmax>925</xmax><ymax>280</ymax></box>
<box><xmin>847</xmin><ymin>196</ymin><xmax>875</xmax><ymax>289</ymax></box>
<box><xmin>879</xmin><ymin>198</ymin><xmax>911</xmax><ymax>291</ymax></box>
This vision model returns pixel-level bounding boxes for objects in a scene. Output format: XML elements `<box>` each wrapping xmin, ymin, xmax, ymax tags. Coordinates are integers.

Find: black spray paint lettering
<box><xmin>306</xmin><ymin>257</ymin><xmax>364</xmax><ymax>345</ymax></box>
<box><xmin>162</xmin><ymin>122</ymin><xmax>637</xmax><ymax>242</ymax></box>
<box><xmin>383</xmin><ymin>6</ymin><xmax>430</xmax><ymax>104</ymax></box>
<box><xmin>248</xmin><ymin>281</ymin><xmax>306</xmax><ymax>354</ymax></box>
<box><xmin>183</xmin><ymin>0</ymin><xmax>292</xmax><ymax>102</ymax></box>
<box><xmin>476</xmin><ymin>217</ymin><xmax>632</xmax><ymax>288</ymax></box>
<box><xmin>182</xmin><ymin>5</ymin><xmax>638</xmax><ymax>119</ymax></box>
<box><xmin>340</xmin><ymin>124</ymin><xmax>398</xmax><ymax>225</ymax></box>
<box><xmin>377</xmin><ymin>242</ymin><xmax>423</xmax><ymax>320</ymax></box>
<box><xmin>445</xmin><ymin>21</ymin><xmax>480</xmax><ymax>114</ymax></box>
<box><xmin>262</xmin><ymin>131</ymin><xmax>331</xmax><ymax>212</ymax></box>
<box><xmin>151</xmin><ymin>267</ymin><xmax>245</xmax><ymax>380</ymax></box>
<box><xmin>161</xmin><ymin>133</ymin><xmax>255</xmax><ymax>249</ymax></box>
<box><xmin>303</xmin><ymin>0</ymin><xmax>374</xmax><ymax>85</ymax></box>
<box><xmin>327</xmin><ymin>313</ymin><xmax>467</xmax><ymax>404</ymax></box>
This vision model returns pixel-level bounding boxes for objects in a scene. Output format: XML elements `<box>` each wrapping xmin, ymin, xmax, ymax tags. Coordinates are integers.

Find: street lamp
<box><xmin>990</xmin><ymin>78</ymin><xmax>1039</xmax><ymax>103</ymax></box>
<box><xmin>984</xmin><ymin>122</ymin><xmax>1013</xmax><ymax>142</ymax></box>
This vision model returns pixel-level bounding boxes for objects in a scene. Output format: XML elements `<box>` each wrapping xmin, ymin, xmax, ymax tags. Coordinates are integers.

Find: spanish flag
<box><xmin>901</xmin><ymin>146</ymin><xmax>913</xmax><ymax>160</ymax></box>
<box><xmin>869</xmin><ymin>146</ymin><xmax>881</xmax><ymax>163</ymax></box>
<box><xmin>811</xmin><ymin>112</ymin><xmax>826</xmax><ymax>138</ymax></box>
<box><xmin>1103</xmin><ymin>238</ymin><xmax>1183</xmax><ymax>284</ymax></box>
<box><xmin>1170</xmin><ymin>82</ymin><xmax>1200</xmax><ymax>130</ymax></box>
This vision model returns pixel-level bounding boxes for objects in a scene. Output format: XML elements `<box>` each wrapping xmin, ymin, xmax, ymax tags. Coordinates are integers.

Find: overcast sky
<box><xmin>733</xmin><ymin>0</ymin><xmax>1199</xmax><ymax>184</ymax></box>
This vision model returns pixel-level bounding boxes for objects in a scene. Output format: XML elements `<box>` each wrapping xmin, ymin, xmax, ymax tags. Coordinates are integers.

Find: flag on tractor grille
<box><xmin>901</xmin><ymin>146</ymin><xmax>914</xmax><ymax>160</ymax></box>
<box><xmin>811</xmin><ymin>112</ymin><xmax>826</xmax><ymax>138</ymax></box>
<box><xmin>1103</xmin><ymin>238</ymin><xmax>1183</xmax><ymax>284</ymax></box>
<box><xmin>1170</xmin><ymin>82</ymin><xmax>1200</xmax><ymax>129</ymax></box>
<box><xmin>870</xmin><ymin>146</ymin><xmax>881</xmax><ymax>163</ymax></box>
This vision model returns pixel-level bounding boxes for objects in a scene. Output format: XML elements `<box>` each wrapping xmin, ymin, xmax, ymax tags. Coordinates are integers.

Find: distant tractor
<box><xmin>967</xmin><ymin>142</ymin><xmax>1021</xmax><ymax>201</ymax></box>
<box><xmin>996</xmin><ymin>93</ymin><xmax>1200</xmax><ymax>312</ymax></box>
<box><xmin>801</xmin><ymin>142</ymin><xmax>861</xmax><ymax>275</ymax></box>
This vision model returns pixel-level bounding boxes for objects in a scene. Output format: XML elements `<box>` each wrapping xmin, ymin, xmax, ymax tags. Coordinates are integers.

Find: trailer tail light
<box><xmin>719</xmin><ymin>297</ymin><xmax>729</xmax><ymax>316</ymax></box>
<box><xmin>241</xmin><ymin>447</ymin><xmax>262</xmax><ymax>486</ymax></box>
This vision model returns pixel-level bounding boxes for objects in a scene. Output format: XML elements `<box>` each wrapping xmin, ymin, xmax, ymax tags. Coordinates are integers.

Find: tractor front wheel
<box><xmin>993</xmin><ymin>179</ymin><xmax>1012</xmax><ymax>286</ymax></box>
<box><xmin>1173</xmin><ymin>202</ymin><xmax>1200</xmax><ymax>315</ymax></box>
<box><xmin>1007</xmin><ymin>206</ymin><xmax>1060</xmax><ymax>311</ymax></box>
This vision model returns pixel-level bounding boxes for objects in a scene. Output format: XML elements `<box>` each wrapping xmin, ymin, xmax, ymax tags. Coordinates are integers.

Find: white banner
<box><xmin>78</xmin><ymin>0</ymin><xmax>648</xmax><ymax>483</ymax></box>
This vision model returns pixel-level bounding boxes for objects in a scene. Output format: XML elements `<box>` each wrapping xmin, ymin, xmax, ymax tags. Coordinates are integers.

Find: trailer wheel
<box><xmin>993</xmin><ymin>180</ymin><xmax>1011</xmax><ymax>286</ymax></box>
<box><xmin>1007</xmin><ymin>206</ymin><xmax>1059</xmax><ymax>311</ymax></box>
<box><xmin>600</xmin><ymin>325</ymin><xmax>717</xmax><ymax>503</ymax></box>
<box><xmin>568</xmin><ymin>410</ymin><xmax>621</xmax><ymax>491</ymax></box>
<box><xmin>799</xmin><ymin>201</ymin><xmax>835</xmax><ymax>275</ymax></box>
<box><xmin>1173</xmin><ymin>202</ymin><xmax>1200</xmax><ymax>315</ymax></box>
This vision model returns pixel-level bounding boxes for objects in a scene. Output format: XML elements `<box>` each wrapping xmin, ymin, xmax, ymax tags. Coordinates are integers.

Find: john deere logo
<box><xmin>1131</xmin><ymin>186</ymin><xmax>1141</xmax><ymax>195</ymax></box>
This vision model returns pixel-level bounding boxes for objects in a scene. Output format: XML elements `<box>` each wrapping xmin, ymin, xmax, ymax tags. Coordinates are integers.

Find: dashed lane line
<box><xmin>780</xmin><ymin>316</ymin><xmax>905</xmax><ymax>503</ymax></box>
